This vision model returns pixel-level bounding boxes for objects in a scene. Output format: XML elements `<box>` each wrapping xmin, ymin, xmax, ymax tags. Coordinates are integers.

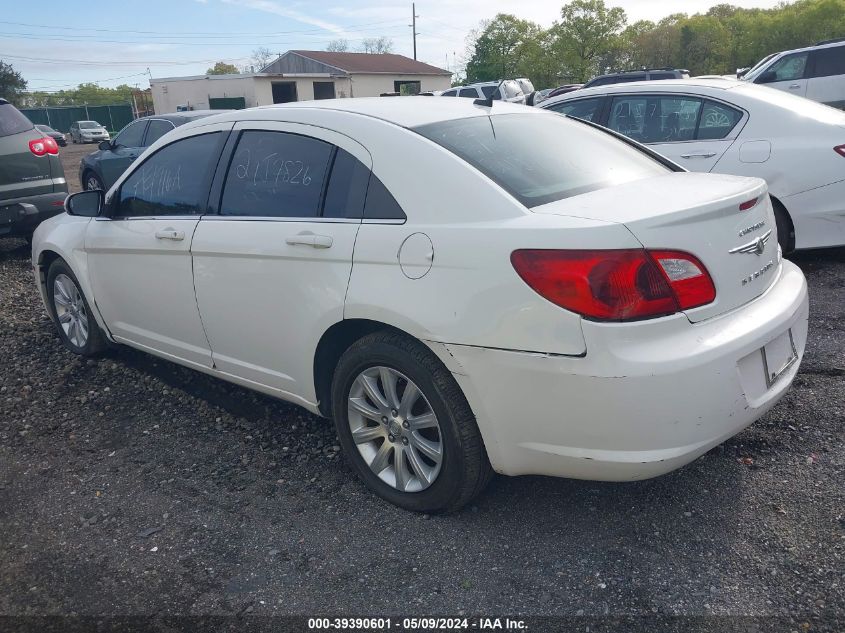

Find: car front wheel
<box><xmin>46</xmin><ymin>259</ymin><xmax>108</xmax><ymax>356</ymax></box>
<box><xmin>331</xmin><ymin>331</ymin><xmax>492</xmax><ymax>513</ymax></box>
<box><xmin>84</xmin><ymin>171</ymin><xmax>104</xmax><ymax>191</ymax></box>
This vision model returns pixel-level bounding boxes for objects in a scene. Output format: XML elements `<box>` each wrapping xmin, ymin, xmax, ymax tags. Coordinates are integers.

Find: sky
<box><xmin>1</xmin><ymin>0</ymin><xmax>786</xmax><ymax>92</ymax></box>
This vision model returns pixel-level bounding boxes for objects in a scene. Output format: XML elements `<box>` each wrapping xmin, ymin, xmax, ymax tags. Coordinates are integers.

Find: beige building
<box><xmin>150</xmin><ymin>50</ymin><xmax>452</xmax><ymax>114</ymax></box>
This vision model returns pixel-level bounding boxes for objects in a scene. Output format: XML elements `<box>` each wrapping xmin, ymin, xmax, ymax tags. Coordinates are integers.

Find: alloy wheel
<box><xmin>347</xmin><ymin>366</ymin><xmax>443</xmax><ymax>492</ymax></box>
<box><xmin>53</xmin><ymin>274</ymin><xmax>89</xmax><ymax>348</ymax></box>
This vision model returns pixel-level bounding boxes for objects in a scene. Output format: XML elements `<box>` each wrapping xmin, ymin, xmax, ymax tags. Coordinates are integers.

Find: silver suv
<box><xmin>439</xmin><ymin>80</ymin><xmax>526</xmax><ymax>103</ymax></box>
<box><xmin>739</xmin><ymin>39</ymin><xmax>845</xmax><ymax>108</ymax></box>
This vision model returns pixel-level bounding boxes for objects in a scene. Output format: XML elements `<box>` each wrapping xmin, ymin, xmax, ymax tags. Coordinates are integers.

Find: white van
<box><xmin>740</xmin><ymin>39</ymin><xmax>845</xmax><ymax>109</ymax></box>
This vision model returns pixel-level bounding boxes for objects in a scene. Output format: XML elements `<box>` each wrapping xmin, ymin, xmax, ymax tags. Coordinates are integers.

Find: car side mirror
<box><xmin>98</xmin><ymin>140</ymin><xmax>112</xmax><ymax>151</ymax></box>
<box><xmin>757</xmin><ymin>70</ymin><xmax>777</xmax><ymax>84</ymax></box>
<box><xmin>65</xmin><ymin>190</ymin><xmax>103</xmax><ymax>217</ymax></box>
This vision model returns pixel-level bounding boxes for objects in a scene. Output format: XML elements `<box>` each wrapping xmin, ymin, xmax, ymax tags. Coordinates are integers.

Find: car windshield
<box><xmin>741</xmin><ymin>53</ymin><xmax>779</xmax><ymax>81</ymax></box>
<box><xmin>79</xmin><ymin>121</ymin><xmax>101</xmax><ymax>129</ymax></box>
<box><xmin>415</xmin><ymin>113</ymin><xmax>668</xmax><ymax>208</ymax></box>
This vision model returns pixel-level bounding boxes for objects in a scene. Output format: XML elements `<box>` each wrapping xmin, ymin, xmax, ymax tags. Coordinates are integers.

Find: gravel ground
<box><xmin>0</xmin><ymin>153</ymin><xmax>843</xmax><ymax>628</ymax></box>
<box><xmin>58</xmin><ymin>141</ymin><xmax>92</xmax><ymax>194</ymax></box>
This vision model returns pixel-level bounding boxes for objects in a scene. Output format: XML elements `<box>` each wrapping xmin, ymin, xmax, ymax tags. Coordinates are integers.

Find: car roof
<box><xmin>540</xmin><ymin>78</ymin><xmax>743</xmax><ymax>108</ymax></box>
<box><xmin>770</xmin><ymin>38</ymin><xmax>845</xmax><ymax>57</ymax></box>
<box><xmin>140</xmin><ymin>110</ymin><xmax>221</xmax><ymax>123</ymax></box>
<box><xmin>185</xmin><ymin>96</ymin><xmax>540</xmax><ymax>130</ymax></box>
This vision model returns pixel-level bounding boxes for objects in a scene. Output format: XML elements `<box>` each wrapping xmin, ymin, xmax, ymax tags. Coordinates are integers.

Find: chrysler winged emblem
<box><xmin>729</xmin><ymin>229</ymin><xmax>772</xmax><ymax>256</ymax></box>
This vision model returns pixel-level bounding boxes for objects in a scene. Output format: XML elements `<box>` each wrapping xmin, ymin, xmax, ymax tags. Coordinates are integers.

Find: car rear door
<box><xmin>805</xmin><ymin>44</ymin><xmax>845</xmax><ymax>108</ymax></box>
<box><xmin>85</xmin><ymin>125</ymin><xmax>231</xmax><ymax>367</ymax></box>
<box><xmin>190</xmin><ymin>122</ymin><xmax>370</xmax><ymax>402</ymax></box>
<box><xmin>98</xmin><ymin>119</ymin><xmax>148</xmax><ymax>188</ymax></box>
<box><xmin>606</xmin><ymin>94</ymin><xmax>742</xmax><ymax>173</ymax></box>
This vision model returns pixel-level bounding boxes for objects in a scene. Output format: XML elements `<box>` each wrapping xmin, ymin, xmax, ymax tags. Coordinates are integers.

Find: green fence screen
<box><xmin>208</xmin><ymin>97</ymin><xmax>246</xmax><ymax>110</ymax></box>
<box><xmin>19</xmin><ymin>103</ymin><xmax>134</xmax><ymax>133</ymax></box>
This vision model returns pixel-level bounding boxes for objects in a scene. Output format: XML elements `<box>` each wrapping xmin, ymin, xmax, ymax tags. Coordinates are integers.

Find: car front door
<box><xmin>190</xmin><ymin>122</ymin><xmax>371</xmax><ymax>403</ymax></box>
<box><xmin>85</xmin><ymin>125</ymin><xmax>231</xmax><ymax>367</ymax></box>
<box><xmin>754</xmin><ymin>51</ymin><xmax>810</xmax><ymax>97</ymax></box>
<box><xmin>98</xmin><ymin>119</ymin><xmax>148</xmax><ymax>188</ymax></box>
<box><xmin>606</xmin><ymin>94</ymin><xmax>742</xmax><ymax>172</ymax></box>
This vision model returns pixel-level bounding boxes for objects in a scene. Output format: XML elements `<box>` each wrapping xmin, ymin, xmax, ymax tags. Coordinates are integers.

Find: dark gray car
<box><xmin>79</xmin><ymin>110</ymin><xmax>221</xmax><ymax>191</ymax></box>
<box><xmin>0</xmin><ymin>99</ymin><xmax>67</xmax><ymax>240</ymax></box>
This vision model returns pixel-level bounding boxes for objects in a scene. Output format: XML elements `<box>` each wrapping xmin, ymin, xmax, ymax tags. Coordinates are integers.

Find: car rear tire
<box><xmin>46</xmin><ymin>259</ymin><xmax>108</xmax><ymax>357</ymax></box>
<box><xmin>84</xmin><ymin>171</ymin><xmax>104</xmax><ymax>191</ymax></box>
<box><xmin>772</xmin><ymin>199</ymin><xmax>795</xmax><ymax>254</ymax></box>
<box><xmin>331</xmin><ymin>331</ymin><xmax>492</xmax><ymax>513</ymax></box>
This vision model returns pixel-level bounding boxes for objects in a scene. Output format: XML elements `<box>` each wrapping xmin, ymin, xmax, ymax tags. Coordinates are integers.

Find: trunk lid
<box><xmin>532</xmin><ymin>172</ymin><xmax>778</xmax><ymax>322</ymax></box>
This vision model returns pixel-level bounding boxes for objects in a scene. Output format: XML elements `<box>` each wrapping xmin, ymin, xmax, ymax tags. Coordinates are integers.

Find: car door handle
<box><xmin>788</xmin><ymin>83</ymin><xmax>802</xmax><ymax>89</ymax></box>
<box><xmin>285</xmin><ymin>232</ymin><xmax>333</xmax><ymax>249</ymax></box>
<box><xmin>680</xmin><ymin>152</ymin><xmax>717</xmax><ymax>159</ymax></box>
<box><xmin>155</xmin><ymin>229</ymin><xmax>185</xmax><ymax>241</ymax></box>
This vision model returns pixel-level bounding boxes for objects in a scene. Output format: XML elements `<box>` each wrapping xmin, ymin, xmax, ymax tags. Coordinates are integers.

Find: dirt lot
<box><xmin>0</xmin><ymin>146</ymin><xmax>843</xmax><ymax>629</ymax></box>
<box><xmin>59</xmin><ymin>141</ymin><xmax>94</xmax><ymax>194</ymax></box>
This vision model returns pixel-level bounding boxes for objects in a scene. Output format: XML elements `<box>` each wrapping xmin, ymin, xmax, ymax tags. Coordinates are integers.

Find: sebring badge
<box><xmin>729</xmin><ymin>229</ymin><xmax>772</xmax><ymax>256</ymax></box>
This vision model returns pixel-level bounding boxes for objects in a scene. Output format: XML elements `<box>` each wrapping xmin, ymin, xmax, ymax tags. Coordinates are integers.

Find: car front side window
<box><xmin>113</xmin><ymin>120</ymin><xmax>146</xmax><ymax>148</ymax></box>
<box><xmin>144</xmin><ymin>120</ymin><xmax>176</xmax><ymax>146</ymax></box>
<box><xmin>759</xmin><ymin>52</ymin><xmax>809</xmax><ymax>83</ymax></box>
<box><xmin>546</xmin><ymin>98</ymin><xmax>602</xmax><ymax>122</ymax></box>
<box><xmin>115</xmin><ymin>132</ymin><xmax>222</xmax><ymax>218</ymax></box>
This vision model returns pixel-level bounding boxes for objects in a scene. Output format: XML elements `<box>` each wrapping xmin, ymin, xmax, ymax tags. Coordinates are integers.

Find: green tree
<box><xmin>206</xmin><ymin>61</ymin><xmax>240</xmax><ymax>75</ymax></box>
<box><xmin>465</xmin><ymin>14</ymin><xmax>546</xmax><ymax>84</ymax></box>
<box><xmin>551</xmin><ymin>0</ymin><xmax>627</xmax><ymax>81</ymax></box>
<box><xmin>0</xmin><ymin>60</ymin><xmax>27</xmax><ymax>105</ymax></box>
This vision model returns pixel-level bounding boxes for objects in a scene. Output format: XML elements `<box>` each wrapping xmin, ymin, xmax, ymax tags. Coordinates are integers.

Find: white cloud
<box><xmin>221</xmin><ymin>0</ymin><xmax>347</xmax><ymax>35</ymax></box>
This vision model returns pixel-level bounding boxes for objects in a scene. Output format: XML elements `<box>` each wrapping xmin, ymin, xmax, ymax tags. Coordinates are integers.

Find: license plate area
<box><xmin>761</xmin><ymin>329</ymin><xmax>798</xmax><ymax>388</ymax></box>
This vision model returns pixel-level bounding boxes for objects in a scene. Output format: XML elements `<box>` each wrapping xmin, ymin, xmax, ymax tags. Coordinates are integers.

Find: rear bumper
<box><xmin>445</xmin><ymin>260</ymin><xmax>809</xmax><ymax>480</ymax></box>
<box><xmin>0</xmin><ymin>190</ymin><xmax>68</xmax><ymax>238</ymax></box>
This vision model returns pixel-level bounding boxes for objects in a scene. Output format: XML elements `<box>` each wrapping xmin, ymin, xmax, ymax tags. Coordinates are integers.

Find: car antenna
<box><xmin>474</xmin><ymin>79</ymin><xmax>505</xmax><ymax>107</ymax></box>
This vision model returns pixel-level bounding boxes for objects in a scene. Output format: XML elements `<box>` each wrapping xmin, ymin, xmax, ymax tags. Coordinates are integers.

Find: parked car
<box><xmin>69</xmin><ymin>120</ymin><xmax>110</xmax><ymax>144</ymax></box>
<box><xmin>33</xmin><ymin>98</ymin><xmax>808</xmax><ymax>512</ymax></box>
<box><xmin>35</xmin><ymin>124</ymin><xmax>67</xmax><ymax>147</ymax></box>
<box><xmin>540</xmin><ymin>78</ymin><xmax>845</xmax><ymax>250</ymax></box>
<box><xmin>546</xmin><ymin>84</ymin><xmax>584</xmax><ymax>99</ymax></box>
<box><xmin>0</xmin><ymin>99</ymin><xmax>67</xmax><ymax>241</ymax></box>
<box><xmin>738</xmin><ymin>38</ymin><xmax>845</xmax><ymax>108</ymax></box>
<box><xmin>79</xmin><ymin>111</ymin><xmax>220</xmax><ymax>191</ymax></box>
<box><xmin>582</xmin><ymin>68</ymin><xmax>689</xmax><ymax>89</ymax></box>
<box><xmin>439</xmin><ymin>80</ymin><xmax>526</xmax><ymax>103</ymax></box>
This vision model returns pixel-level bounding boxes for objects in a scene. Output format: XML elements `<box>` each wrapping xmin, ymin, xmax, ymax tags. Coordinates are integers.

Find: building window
<box><xmin>394</xmin><ymin>80</ymin><xmax>421</xmax><ymax>96</ymax></box>
<box><xmin>313</xmin><ymin>81</ymin><xmax>336</xmax><ymax>100</ymax></box>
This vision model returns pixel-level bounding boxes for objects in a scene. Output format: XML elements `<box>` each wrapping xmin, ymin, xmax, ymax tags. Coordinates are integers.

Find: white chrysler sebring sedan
<box><xmin>32</xmin><ymin>98</ymin><xmax>808</xmax><ymax>512</ymax></box>
<box><xmin>540</xmin><ymin>78</ymin><xmax>845</xmax><ymax>251</ymax></box>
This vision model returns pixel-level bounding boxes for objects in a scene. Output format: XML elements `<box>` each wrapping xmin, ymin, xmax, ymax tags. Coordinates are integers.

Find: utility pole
<box><xmin>410</xmin><ymin>3</ymin><xmax>419</xmax><ymax>60</ymax></box>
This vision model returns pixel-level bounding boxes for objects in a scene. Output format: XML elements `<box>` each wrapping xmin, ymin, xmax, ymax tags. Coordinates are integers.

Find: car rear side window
<box><xmin>415</xmin><ymin>113</ymin><xmax>668</xmax><ymax>208</ymax></box>
<box><xmin>458</xmin><ymin>88</ymin><xmax>477</xmax><ymax>98</ymax></box>
<box><xmin>116</xmin><ymin>132</ymin><xmax>221</xmax><ymax>218</ymax></box>
<box><xmin>0</xmin><ymin>103</ymin><xmax>33</xmax><ymax>137</ymax></box>
<box><xmin>221</xmin><ymin>130</ymin><xmax>333</xmax><ymax>218</ymax></box>
<box><xmin>698</xmin><ymin>101</ymin><xmax>743</xmax><ymax>139</ymax></box>
<box><xmin>810</xmin><ymin>45</ymin><xmax>845</xmax><ymax>78</ymax></box>
<box><xmin>363</xmin><ymin>174</ymin><xmax>406</xmax><ymax>220</ymax></box>
<box><xmin>145</xmin><ymin>120</ymin><xmax>176</xmax><ymax>146</ymax></box>
<box><xmin>322</xmin><ymin>149</ymin><xmax>369</xmax><ymax>219</ymax></box>
<box><xmin>608</xmin><ymin>96</ymin><xmax>702</xmax><ymax>143</ymax></box>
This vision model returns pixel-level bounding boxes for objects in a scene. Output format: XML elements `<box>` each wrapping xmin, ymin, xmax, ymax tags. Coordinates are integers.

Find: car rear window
<box><xmin>0</xmin><ymin>103</ymin><xmax>33</xmax><ymax>137</ymax></box>
<box><xmin>415</xmin><ymin>113</ymin><xmax>668</xmax><ymax>208</ymax></box>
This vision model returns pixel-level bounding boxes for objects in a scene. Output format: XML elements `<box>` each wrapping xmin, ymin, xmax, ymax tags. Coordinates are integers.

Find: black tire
<box><xmin>83</xmin><ymin>170</ymin><xmax>104</xmax><ymax>191</ymax></box>
<box><xmin>331</xmin><ymin>331</ymin><xmax>492</xmax><ymax>513</ymax></box>
<box><xmin>46</xmin><ymin>259</ymin><xmax>108</xmax><ymax>356</ymax></box>
<box><xmin>773</xmin><ymin>200</ymin><xmax>795</xmax><ymax>254</ymax></box>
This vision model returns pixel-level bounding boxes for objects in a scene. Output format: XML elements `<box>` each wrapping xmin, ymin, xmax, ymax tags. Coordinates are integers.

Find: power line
<box><xmin>0</xmin><ymin>18</ymin><xmax>408</xmax><ymax>37</ymax></box>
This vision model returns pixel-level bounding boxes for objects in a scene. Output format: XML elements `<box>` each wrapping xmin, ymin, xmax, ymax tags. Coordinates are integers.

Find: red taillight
<box><xmin>739</xmin><ymin>197</ymin><xmax>758</xmax><ymax>211</ymax></box>
<box><xmin>29</xmin><ymin>136</ymin><xmax>59</xmax><ymax>157</ymax></box>
<box><xmin>834</xmin><ymin>144</ymin><xmax>845</xmax><ymax>158</ymax></box>
<box><xmin>511</xmin><ymin>248</ymin><xmax>715</xmax><ymax>322</ymax></box>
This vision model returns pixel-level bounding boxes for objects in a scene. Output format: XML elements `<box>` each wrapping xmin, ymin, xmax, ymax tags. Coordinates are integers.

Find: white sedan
<box><xmin>32</xmin><ymin>98</ymin><xmax>808</xmax><ymax>513</ymax></box>
<box><xmin>540</xmin><ymin>78</ymin><xmax>845</xmax><ymax>250</ymax></box>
